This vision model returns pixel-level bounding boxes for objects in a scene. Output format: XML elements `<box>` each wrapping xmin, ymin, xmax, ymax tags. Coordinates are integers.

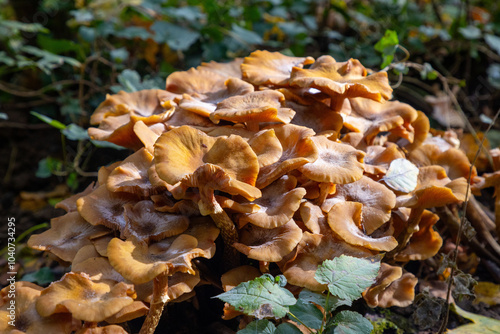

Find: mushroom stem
<box><xmin>387</xmin><ymin>207</ymin><xmax>425</xmax><ymax>260</ymax></box>
<box><xmin>140</xmin><ymin>272</ymin><xmax>169</xmax><ymax>334</ymax></box>
<box><xmin>210</xmin><ymin>209</ymin><xmax>240</xmax><ymax>269</ymax></box>
<box><xmin>209</xmin><ymin>203</ymin><xmax>240</xmax><ymax>269</ymax></box>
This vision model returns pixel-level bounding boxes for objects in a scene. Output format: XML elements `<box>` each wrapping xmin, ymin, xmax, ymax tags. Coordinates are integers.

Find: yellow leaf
<box><xmin>447</xmin><ymin>303</ymin><xmax>500</xmax><ymax>333</ymax></box>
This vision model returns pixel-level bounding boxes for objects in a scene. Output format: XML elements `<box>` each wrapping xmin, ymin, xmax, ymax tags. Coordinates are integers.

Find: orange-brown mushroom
<box><xmin>27</xmin><ymin>211</ymin><xmax>110</xmax><ymax>262</ymax></box>
<box><xmin>36</xmin><ymin>272</ymin><xmax>136</xmax><ymax>322</ymax></box>
<box><xmin>327</xmin><ymin>202</ymin><xmax>398</xmax><ymax>252</ymax></box>
<box><xmin>241</xmin><ymin>50</ymin><xmax>314</xmax><ymax>86</ymax></box>
<box><xmin>0</xmin><ymin>281</ymin><xmax>81</xmax><ymax>334</ymax></box>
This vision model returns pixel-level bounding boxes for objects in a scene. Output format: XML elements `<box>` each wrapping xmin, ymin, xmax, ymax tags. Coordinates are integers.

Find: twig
<box><xmin>438</xmin><ymin>106</ymin><xmax>500</xmax><ymax>334</ymax></box>
<box><xmin>2</xmin><ymin>144</ymin><xmax>17</xmax><ymax>184</ymax></box>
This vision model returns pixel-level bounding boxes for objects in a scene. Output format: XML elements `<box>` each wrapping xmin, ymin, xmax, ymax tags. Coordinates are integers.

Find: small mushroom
<box><xmin>36</xmin><ymin>272</ymin><xmax>136</xmax><ymax>322</ymax></box>
<box><xmin>327</xmin><ymin>202</ymin><xmax>398</xmax><ymax>252</ymax></box>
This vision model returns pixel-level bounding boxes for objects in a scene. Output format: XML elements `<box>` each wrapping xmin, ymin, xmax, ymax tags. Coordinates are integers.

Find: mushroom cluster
<box><xmin>19</xmin><ymin>50</ymin><xmax>481</xmax><ymax>333</ymax></box>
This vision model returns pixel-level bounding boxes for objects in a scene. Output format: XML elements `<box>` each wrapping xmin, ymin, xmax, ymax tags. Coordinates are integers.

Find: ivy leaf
<box><xmin>238</xmin><ymin>320</ymin><xmax>276</xmax><ymax>334</ymax></box>
<box><xmin>230</xmin><ymin>24</ymin><xmax>263</xmax><ymax>47</ymax></box>
<box><xmin>0</xmin><ymin>112</ymin><xmax>8</xmax><ymax>120</ymax></box>
<box><xmin>151</xmin><ymin>22</ymin><xmax>200</xmax><ymax>51</ymax></box>
<box><xmin>90</xmin><ymin>140</ymin><xmax>126</xmax><ymax>150</ymax></box>
<box><xmin>448</xmin><ymin>303</ymin><xmax>500</xmax><ymax>333</ymax></box>
<box><xmin>21</xmin><ymin>267</ymin><xmax>55</xmax><ymax>285</ymax></box>
<box><xmin>381</xmin><ymin>158</ymin><xmax>419</xmax><ymax>193</ymax></box>
<box><xmin>487</xmin><ymin>64</ymin><xmax>500</xmax><ymax>89</ymax></box>
<box><xmin>327</xmin><ymin>310</ymin><xmax>373</xmax><ymax>334</ymax></box>
<box><xmin>314</xmin><ymin>255</ymin><xmax>380</xmax><ymax>303</ymax></box>
<box><xmin>420</xmin><ymin>62</ymin><xmax>438</xmax><ymax>80</ymax></box>
<box><xmin>215</xmin><ymin>274</ymin><xmax>297</xmax><ymax>319</ymax></box>
<box><xmin>288</xmin><ymin>299</ymin><xmax>323</xmax><ymax>330</ymax></box>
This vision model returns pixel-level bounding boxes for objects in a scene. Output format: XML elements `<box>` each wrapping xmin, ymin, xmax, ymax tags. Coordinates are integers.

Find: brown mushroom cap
<box><xmin>199</xmin><ymin>58</ymin><xmax>243</xmax><ymax>78</ymax></box>
<box><xmin>210</xmin><ymin>90</ymin><xmax>295</xmax><ymax>125</ymax></box>
<box><xmin>367</xmin><ymin>271</ymin><xmax>418</xmax><ymax>308</ymax></box>
<box><xmin>322</xmin><ymin>176</ymin><xmax>396</xmax><ymax>235</ymax></box>
<box><xmin>299</xmin><ymin>201</ymin><xmax>329</xmax><ymax>234</ymax></box>
<box><xmin>72</xmin><ymin>246</ymin><xmax>125</xmax><ymax>283</ymax></box>
<box><xmin>105</xmin><ymin>301</ymin><xmax>149</xmax><ymax>324</ymax></box>
<box><xmin>90</xmin><ymin>89</ymin><xmax>176</xmax><ymax>125</ymax></box>
<box><xmin>106</xmin><ymin>148</ymin><xmax>168</xmax><ymax>197</ymax></box>
<box><xmin>256</xmin><ymin>124</ymin><xmax>319</xmax><ymax>189</ymax></box>
<box><xmin>395</xmin><ymin>210</ymin><xmax>443</xmax><ymax>261</ymax></box>
<box><xmin>362</xmin><ymin>263</ymin><xmax>402</xmax><ymax>308</ymax></box>
<box><xmin>135</xmin><ymin>271</ymin><xmax>201</xmax><ymax>304</ymax></box>
<box><xmin>179</xmin><ymin>78</ymin><xmax>254</xmax><ymax>117</ymax></box>
<box><xmin>299</xmin><ymin>136</ymin><xmax>365</xmax><ymax>183</ymax></box>
<box><xmin>238</xmin><ymin>175</ymin><xmax>306</xmax><ymax>229</ymax></box>
<box><xmin>290</xmin><ymin>56</ymin><xmax>392</xmax><ymax>110</ymax></box>
<box><xmin>27</xmin><ymin>211</ymin><xmax>110</xmax><ymax>262</ymax></box>
<box><xmin>166</xmin><ymin>67</ymin><xmax>229</xmax><ymax>96</ymax></box>
<box><xmin>107</xmin><ymin>218</ymin><xmax>219</xmax><ymax>284</ymax></box>
<box><xmin>0</xmin><ymin>281</ymin><xmax>81</xmax><ymax>334</ymax></box>
<box><xmin>55</xmin><ymin>182</ymin><xmax>96</xmax><ymax>213</ymax></box>
<box><xmin>77</xmin><ymin>185</ymin><xmax>137</xmax><ymax>232</ymax></box>
<box><xmin>75</xmin><ymin>325</ymin><xmax>129</xmax><ymax>334</ymax></box>
<box><xmin>241</xmin><ymin>50</ymin><xmax>314</xmax><ymax>86</ymax></box>
<box><xmin>233</xmin><ymin>219</ymin><xmax>303</xmax><ymax>262</ymax></box>
<box><xmin>327</xmin><ymin>202</ymin><xmax>398</xmax><ymax>251</ymax></box>
<box><xmin>282</xmin><ymin>232</ymin><xmax>374</xmax><ymax>291</ymax></box>
<box><xmin>36</xmin><ymin>272</ymin><xmax>136</xmax><ymax>322</ymax></box>
<box><xmin>248</xmin><ymin>129</ymin><xmax>283</xmax><ymax>168</ymax></box>
<box><xmin>122</xmin><ymin>200</ymin><xmax>189</xmax><ymax>242</ymax></box>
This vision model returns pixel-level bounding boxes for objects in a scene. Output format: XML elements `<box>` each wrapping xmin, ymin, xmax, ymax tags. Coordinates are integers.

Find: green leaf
<box><xmin>381</xmin><ymin>158</ymin><xmax>419</xmax><ymax>193</ymax></box>
<box><xmin>448</xmin><ymin>303</ymin><xmax>500</xmax><ymax>333</ymax></box>
<box><xmin>230</xmin><ymin>24</ymin><xmax>263</xmax><ymax>46</ymax></box>
<box><xmin>330</xmin><ymin>311</ymin><xmax>373</xmax><ymax>334</ymax></box>
<box><xmin>36</xmin><ymin>157</ymin><xmax>62</xmax><ymax>178</ymax></box>
<box><xmin>238</xmin><ymin>320</ymin><xmax>276</xmax><ymax>334</ymax></box>
<box><xmin>420</xmin><ymin>62</ymin><xmax>438</xmax><ymax>80</ymax></box>
<box><xmin>485</xmin><ymin>34</ymin><xmax>500</xmax><ymax>55</ymax></box>
<box><xmin>62</xmin><ymin>124</ymin><xmax>89</xmax><ymax>141</ymax></box>
<box><xmin>215</xmin><ymin>274</ymin><xmax>297</xmax><ymax>319</ymax></box>
<box><xmin>459</xmin><ymin>26</ymin><xmax>482</xmax><ymax>40</ymax></box>
<box><xmin>298</xmin><ymin>290</ymin><xmax>351</xmax><ymax>312</ymax></box>
<box><xmin>0</xmin><ymin>20</ymin><xmax>48</xmax><ymax>34</ymax></box>
<box><xmin>0</xmin><ymin>112</ymin><xmax>8</xmax><ymax>120</ymax></box>
<box><xmin>486</xmin><ymin>129</ymin><xmax>500</xmax><ymax>149</ymax></box>
<box><xmin>115</xmin><ymin>26</ymin><xmax>152</xmax><ymax>40</ymax></box>
<box><xmin>374</xmin><ymin>30</ymin><xmax>399</xmax><ymax>68</ymax></box>
<box><xmin>151</xmin><ymin>22</ymin><xmax>200</xmax><ymax>51</ymax></box>
<box><xmin>21</xmin><ymin>267</ymin><xmax>55</xmax><ymax>285</ymax></box>
<box><xmin>288</xmin><ymin>299</ymin><xmax>323</xmax><ymax>329</ymax></box>
<box><xmin>91</xmin><ymin>140</ymin><xmax>126</xmax><ymax>150</ymax></box>
<box><xmin>30</xmin><ymin>111</ymin><xmax>66</xmax><ymax>130</ymax></box>
<box><xmin>66</xmin><ymin>172</ymin><xmax>79</xmax><ymax>191</ymax></box>
<box><xmin>110</xmin><ymin>48</ymin><xmax>129</xmax><ymax>62</ymax></box>
<box><xmin>314</xmin><ymin>255</ymin><xmax>380</xmax><ymax>303</ymax></box>
<box><xmin>37</xmin><ymin>35</ymin><xmax>82</xmax><ymax>54</ymax></box>
<box><xmin>275</xmin><ymin>323</ymin><xmax>303</xmax><ymax>334</ymax></box>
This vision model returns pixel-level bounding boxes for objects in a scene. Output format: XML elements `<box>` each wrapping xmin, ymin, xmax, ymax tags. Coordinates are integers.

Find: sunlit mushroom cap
<box><xmin>344</xmin><ymin>98</ymin><xmax>418</xmax><ymax>144</ymax></box>
<box><xmin>210</xmin><ymin>90</ymin><xmax>295</xmax><ymax>125</ymax></box>
<box><xmin>396</xmin><ymin>166</ymin><xmax>468</xmax><ymax>208</ymax></box>
<box><xmin>36</xmin><ymin>272</ymin><xmax>136</xmax><ymax>322</ymax></box>
<box><xmin>105</xmin><ymin>301</ymin><xmax>149</xmax><ymax>324</ymax></box>
<box><xmin>166</xmin><ymin>67</ymin><xmax>229</xmax><ymax>96</ymax></box>
<box><xmin>90</xmin><ymin>89</ymin><xmax>176</xmax><ymax>125</ymax></box>
<box><xmin>122</xmin><ymin>200</ymin><xmax>189</xmax><ymax>242</ymax></box>
<box><xmin>107</xmin><ymin>218</ymin><xmax>219</xmax><ymax>284</ymax></box>
<box><xmin>234</xmin><ymin>219</ymin><xmax>303</xmax><ymax>262</ymax></box>
<box><xmin>248</xmin><ymin>129</ymin><xmax>283</xmax><ymax>168</ymax></box>
<box><xmin>155</xmin><ymin>126</ymin><xmax>261</xmax><ymax>204</ymax></box>
<box><xmin>241</xmin><ymin>50</ymin><xmax>314</xmax><ymax>86</ymax></box>
<box><xmin>72</xmin><ymin>245</ymin><xmax>125</xmax><ymax>283</ymax></box>
<box><xmin>395</xmin><ymin>210</ymin><xmax>443</xmax><ymax>261</ymax></box>
<box><xmin>327</xmin><ymin>202</ymin><xmax>398</xmax><ymax>251</ymax></box>
<box><xmin>179</xmin><ymin>78</ymin><xmax>254</xmax><ymax>117</ymax></box>
<box><xmin>27</xmin><ymin>211</ymin><xmax>110</xmax><ymax>262</ymax></box>
<box><xmin>322</xmin><ymin>176</ymin><xmax>396</xmax><ymax>235</ymax></box>
<box><xmin>282</xmin><ymin>232</ymin><xmax>374</xmax><ymax>291</ymax></box>
<box><xmin>299</xmin><ymin>136</ymin><xmax>365</xmax><ymax>183</ymax></box>
<box><xmin>290</xmin><ymin>56</ymin><xmax>392</xmax><ymax>109</ymax></box>
<box><xmin>299</xmin><ymin>201</ymin><xmax>329</xmax><ymax>234</ymax></box>
<box><xmin>0</xmin><ymin>281</ymin><xmax>81</xmax><ymax>334</ymax></box>
<box><xmin>409</xmin><ymin>144</ymin><xmax>477</xmax><ymax>180</ymax></box>
<box><xmin>199</xmin><ymin>58</ymin><xmax>243</xmax><ymax>78</ymax></box>
<box><xmin>363</xmin><ymin>144</ymin><xmax>405</xmax><ymax>175</ymax></box>
<box><xmin>363</xmin><ymin>263</ymin><xmax>418</xmax><ymax>308</ymax></box>
<box><xmin>238</xmin><ymin>175</ymin><xmax>306</xmax><ymax>229</ymax></box>
<box><xmin>256</xmin><ymin>124</ymin><xmax>319</xmax><ymax>188</ymax></box>
<box><xmin>106</xmin><ymin>148</ymin><xmax>168</xmax><ymax>197</ymax></box>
